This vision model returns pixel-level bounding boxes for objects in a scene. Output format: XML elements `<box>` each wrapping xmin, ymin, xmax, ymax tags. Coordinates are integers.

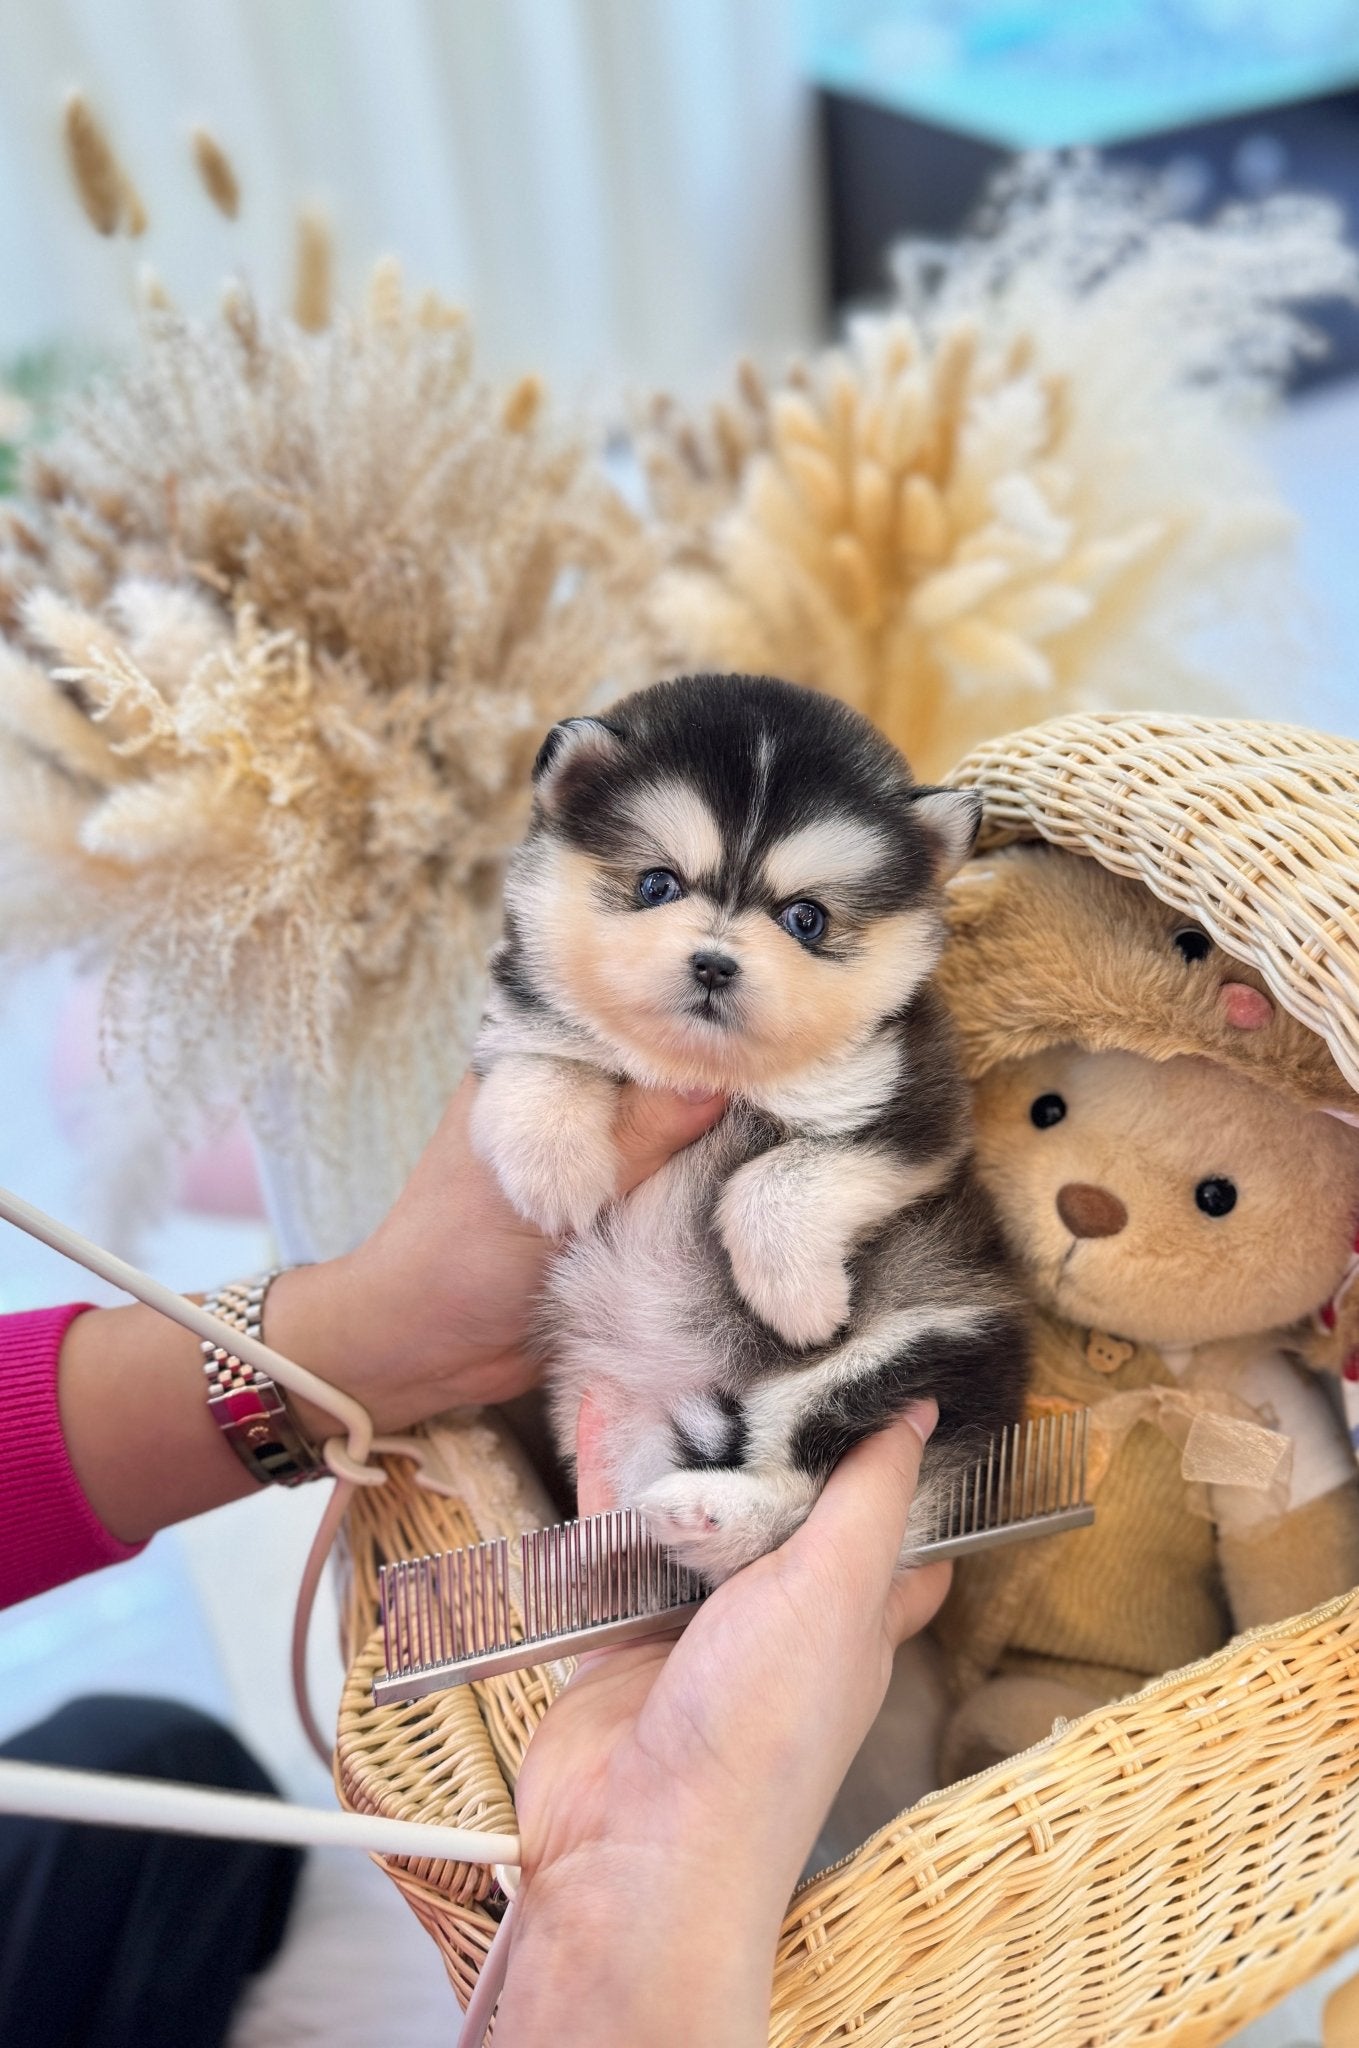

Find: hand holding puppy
<box><xmin>277</xmin><ymin>1074</ymin><xmax>726</xmax><ymax>1436</ymax></box>
<box><xmin>496</xmin><ymin>1396</ymin><xmax>951</xmax><ymax>2048</ymax></box>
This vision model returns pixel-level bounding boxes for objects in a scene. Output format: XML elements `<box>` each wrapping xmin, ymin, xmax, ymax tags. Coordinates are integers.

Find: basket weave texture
<box><xmin>950</xmin><ymin>712</ymin><xmax>1359</xmax><ymax>1098</ymax></box>
<box><xmin>335</xmin><ymin>711</ymin><xmax>1359</xmax><ymax>2044</ymax></box>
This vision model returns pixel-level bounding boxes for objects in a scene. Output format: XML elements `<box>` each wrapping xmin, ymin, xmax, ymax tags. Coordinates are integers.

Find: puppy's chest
<box><xmin>587</xmin><ymin>1106</ymin><xmax>771</xmax><ymax>1271</ymax></box>
<box><xmin>543</xmin><ymin>1110</ymin><xmax>778</xmax><ymax>1397</ymax></box>
<box><xmin>754</xmin><ymin>1030</ymin><xmax>906</xmax><ymax>1136</ymax></box>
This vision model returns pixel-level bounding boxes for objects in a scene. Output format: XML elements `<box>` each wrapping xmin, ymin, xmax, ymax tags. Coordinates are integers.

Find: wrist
<box><xmin>262</xmin><ymin>1259</ymin><xmax>412</xmax><ymax>1441</ymax></box>
<box><xmin>500</xmin><ymin>1844</ymin><xmax>782</xmax><ymax>2048</ymax></box>
<box><xmin>261</xmin><ymin>1255</ymin><xmax>493</xmax><ymax>1441</ymax></box>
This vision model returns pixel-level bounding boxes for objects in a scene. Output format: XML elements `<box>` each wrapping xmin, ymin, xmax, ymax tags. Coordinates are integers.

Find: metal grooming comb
<box><xmin>373</xmin><ymin>1408</ymin><xmax>1093</xmax><ymax>1707</ymax></box>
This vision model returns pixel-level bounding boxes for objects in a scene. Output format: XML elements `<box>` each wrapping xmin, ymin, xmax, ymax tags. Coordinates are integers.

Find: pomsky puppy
<box><xmin>472</xmin><ymin>674</ymin><xmax>1029</xmax><ymax>1578</ymax></box>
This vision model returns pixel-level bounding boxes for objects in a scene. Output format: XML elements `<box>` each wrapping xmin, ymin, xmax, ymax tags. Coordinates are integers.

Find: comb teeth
<box><xmin>922</xmin><ymin>1407</ymin><xmax>1091</xmax><ymax>1557</ymax></box>
<box><xmin>379</xmin><ymin>1510</ymin><xmax>708</xmax><ymax>1700</ymax></box>
<box><xmin>374</xmin><ymin>1411</ymin><xmax>1093</xmax><ymax>1707</ymax></box>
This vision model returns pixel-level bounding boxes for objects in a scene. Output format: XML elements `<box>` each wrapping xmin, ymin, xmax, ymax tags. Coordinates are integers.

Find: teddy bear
<box><xmin>929</xmin><ymin>842</ymin><xmax>1359</xmax><ymax>1782</ymax></box>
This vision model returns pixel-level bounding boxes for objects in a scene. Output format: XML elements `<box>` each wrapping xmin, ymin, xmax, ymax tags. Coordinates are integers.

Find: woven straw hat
<box><xmin>946</xmin><ymin>711</ymin><xmax>1359</xmax><ymax>1102</ymax></box>
<box><xmin>335</xmin><ymin>710</ymin><xmax>1359</xmax><ymax>2046</ymax></box>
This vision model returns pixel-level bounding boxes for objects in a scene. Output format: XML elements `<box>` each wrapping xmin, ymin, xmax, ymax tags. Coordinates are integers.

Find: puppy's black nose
<box><xmin>691</xmin><ymin>950</ymin><xmax>739</xmax><ymax>991</ymax></box>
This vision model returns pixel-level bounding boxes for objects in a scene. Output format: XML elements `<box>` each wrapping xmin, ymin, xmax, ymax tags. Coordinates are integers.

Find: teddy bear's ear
<box><xmin>943</xmin><ymin>857</ymin><xmax>1008</xmax><ymax>933</ymax></box>
<box><xmin>909</xmin><ymin>786</ymin><xmax>983</xmax><ymax>882</ymax></box>
<box><xmin>531</xmin><ymin>715</ymin><xmax>624</xmax><ymax>812</ymax></box>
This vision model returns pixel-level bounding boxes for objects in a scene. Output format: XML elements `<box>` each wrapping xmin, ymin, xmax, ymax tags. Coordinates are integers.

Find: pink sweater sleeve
<box><xmin>0</xmin><ymin>1304</ymin><xmax>147</xmax><ymax>1609</ymax></box>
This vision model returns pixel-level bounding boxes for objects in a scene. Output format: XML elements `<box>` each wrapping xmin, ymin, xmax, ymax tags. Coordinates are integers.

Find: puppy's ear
<box><xmin>909</xmin><ymin>786</ymin><xmax>983</xmax><ymax>882</ymax></box>
<box><xmin>532</xmin><ymin>716</ymin><xmax>622</xmax><ymax>811</ymax></box>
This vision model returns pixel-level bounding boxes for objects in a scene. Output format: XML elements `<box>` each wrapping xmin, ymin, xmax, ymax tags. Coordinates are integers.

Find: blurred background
<box><xmin>1</xmin><ymin>4</ymin><xmax>1357</xmax><ymax>2042</ymax></box>
<box><xmin>5</xmin><ymin>0</ymin><xmax>1359</xmax><ymax>392</ymax></box>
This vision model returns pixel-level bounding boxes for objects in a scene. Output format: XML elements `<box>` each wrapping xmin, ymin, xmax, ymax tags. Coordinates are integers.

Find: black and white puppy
<box><xmin>472</xmin><ymin>674</ymin><xmax>1029</xmax><ymax>1579</ymax></box>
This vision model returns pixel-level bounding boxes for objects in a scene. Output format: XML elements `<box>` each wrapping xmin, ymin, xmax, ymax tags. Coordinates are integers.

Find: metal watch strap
<box><xmin>201</xmin><ymin>1270</ymin><xmax>326</xmax><ymax>1487</ymax></box>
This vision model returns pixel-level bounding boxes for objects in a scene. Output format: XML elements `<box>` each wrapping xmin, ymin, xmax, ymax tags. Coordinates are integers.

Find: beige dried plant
<box><xmin>293</xmin><ymin>203</ymin><xmax>334</xmax><ymax>332</ymax></box>
<box><xmin>190</xmin><ymin>125</ymin><xmax>241</xmax><ymax>220</ymax></box>
<box><xmin>645</xmin><ymin>158</ymin><xmax>1358</xmax><ymax>778</ymax></box>
<box><xmin>0</xmin><ymin>271</ymin><xmax>658</xmax><ymax>1249</ymax></box>
<box><xmin>62</xmin><ymin>91</ymin><xmax>144</xmax><ymax>238</ymax></box>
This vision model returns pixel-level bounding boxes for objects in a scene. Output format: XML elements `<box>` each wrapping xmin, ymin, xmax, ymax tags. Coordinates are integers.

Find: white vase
<box><xmin>247</xmin><ymin>1056</ymin><xmax>451</xmax><ymax>1266</ymax></box>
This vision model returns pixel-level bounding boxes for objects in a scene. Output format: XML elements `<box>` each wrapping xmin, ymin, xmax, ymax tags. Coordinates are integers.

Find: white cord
<box><xmin>0</xmin><ymin>1760</ymin><xmax>519</xmax><ymax>1864</ymax></box>
<box><xmin>0</xmin><ymin>1182</ymin><xmax>390</xmax><ymax>1481</ymax></box>
<box><xmin>460</xmin><ymin>1905</ymin><xmax>516</xmax><ymax>2048</ymax></box>
<box><xmin>0</xmin><ymin>1177</ymin><xmax>526</xmax><ymax>1869</ymax></box>
<box><xmin>0</xmin><ymin>1160</ymin><xmax>525</xmax><ymax>2033</ymax></box>
<box><xmin>291</xmin><ymin>1477</ymin><xmax>358</xmax><ymax>1767</ymax></box>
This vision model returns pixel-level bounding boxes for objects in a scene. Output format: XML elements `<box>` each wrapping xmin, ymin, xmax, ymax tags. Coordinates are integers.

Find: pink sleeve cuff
<box><xmin>0</xmin><ymin>1304</ymin><xmax>148</xmax><ymax>1610</ymax></box>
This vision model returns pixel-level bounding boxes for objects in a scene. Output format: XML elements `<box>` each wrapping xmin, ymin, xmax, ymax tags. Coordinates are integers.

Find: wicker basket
<box><xmin>334</xmin><ymin>712</ymin><xmax>1359</xmax><ymax>2046</ymax></box>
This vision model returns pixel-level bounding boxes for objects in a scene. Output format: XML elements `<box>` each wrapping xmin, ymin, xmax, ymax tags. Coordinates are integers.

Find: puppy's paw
<box><xmin>716</xmin><ymin>1149</ymin><xmax>853</xmax><ymax>1347</ymax></box>
<box><xmin>504</xmin><ymin>1135</ymin><xmax>618</xmax><ymax>1238</ymax></box>
<box><xmin>726</xmin><ymin>1241</ymin><xmax>852</xmax><ymax>1348</ymax></box>
<box><xmin>470</xmin><ymin>1057</ymin><xmax>620</xmax><ymax>1236</ymax></box>
<box><xmin>638</xmin><ymin>1468</ymin><xmax>815</xmax><ymax>1582</ymax></box>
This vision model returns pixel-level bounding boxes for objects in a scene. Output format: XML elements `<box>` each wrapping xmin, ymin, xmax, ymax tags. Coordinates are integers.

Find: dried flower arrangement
<box><xmin>643</xmin><ymin>157</ymin><xmax>1357</xmax><ymax>778</ymax></box>
<box><xmin>0</xmin><ymin>107</ymin><xmax>658</xmax><ymax>1251</ymax></box>
<box><xmin>2</xmin><ymin>116</ymin><xmax>1353</xmax><ymax>1254</ymax></box>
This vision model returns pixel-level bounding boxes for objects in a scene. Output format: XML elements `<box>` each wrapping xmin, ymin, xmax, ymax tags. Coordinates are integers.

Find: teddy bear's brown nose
<box><xmin>1057</xmin><ymin>1182</ymin><xmax>1128</xmax><ymax>1239</ymax></box>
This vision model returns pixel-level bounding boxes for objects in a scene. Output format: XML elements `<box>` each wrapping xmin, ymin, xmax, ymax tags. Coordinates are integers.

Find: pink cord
<box><xmin>291</xmin><ymin>1477</ymin><xmax>356</xmax><ymax>1767</ymax></box>
<box><xmin>290</xmin><ymin>1466</ymin><xmax>524</xmax><ymax>2039</ymax></box>
<box><xmin>460</xmin><ymin>1901</ymin><xmax>516</xmax><ymax>2048</ymax></box>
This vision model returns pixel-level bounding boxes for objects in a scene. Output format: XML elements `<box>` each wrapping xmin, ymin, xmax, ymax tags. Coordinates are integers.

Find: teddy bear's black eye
<box><xmin>1174</xmin><ymin>927</ymin><xmax>1212</xmax><ymax>963</ymax></box>
<box><xmin>1030</xmin><ymin>1093</ymin><xmax>1067</xmax><ymax>1129</ymax></box>
<box><xmin>637</xmin><ymin>868</ymin><xmax>683</xmax><ymax>907</ymax></box>
<box><xmin>1195</xmin><ymin>1176</ymin><xmax>1237</xmax><ymax>1217</ymax></box>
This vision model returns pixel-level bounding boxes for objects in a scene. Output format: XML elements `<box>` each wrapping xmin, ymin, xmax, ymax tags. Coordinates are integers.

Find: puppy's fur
<box><xmin>472</xmin><ymin>675</ymin><xmax>1029</xmax><ymax>1578</ymax></box>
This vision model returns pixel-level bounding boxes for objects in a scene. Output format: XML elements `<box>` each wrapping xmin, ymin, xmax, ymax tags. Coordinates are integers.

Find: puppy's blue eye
<box><xmin>779</xmin><ymin>900</ymin><xmax>827</xmax><ymax>944</ymax></box>
<box><xmin>637</xmin><ymin>868</ymin><xmax>683</xmax><ymax>907</ymax></box>
<box><xmin>1195</xmin><ymin>1176</ymin><xmax>1237</xmax><ymax>1217</ymax></box>
<box><xmin>1031</xmin><ymin>1093</ymin><xmax>1067</xmax><ymax>1129</ymax></box>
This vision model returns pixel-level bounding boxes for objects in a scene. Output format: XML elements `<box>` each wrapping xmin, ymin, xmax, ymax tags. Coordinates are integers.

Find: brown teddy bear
<box><xmin>931</xmin><ymin>844</ymin><xmax>1359</xmax><ymax>1781</ymax></box>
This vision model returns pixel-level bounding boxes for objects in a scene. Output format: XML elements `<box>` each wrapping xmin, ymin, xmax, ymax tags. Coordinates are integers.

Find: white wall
<box><xmin>0</xmin><ymin>0</ymin><xmax>822</xmax><ymax>397</ymax></box>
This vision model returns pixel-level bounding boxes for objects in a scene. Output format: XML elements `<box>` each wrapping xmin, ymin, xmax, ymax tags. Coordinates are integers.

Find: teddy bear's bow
<box><xmin>1091</xmin><ymin>1386</ymin><xmax>1293</xmax><ymax>1523</ymax></box>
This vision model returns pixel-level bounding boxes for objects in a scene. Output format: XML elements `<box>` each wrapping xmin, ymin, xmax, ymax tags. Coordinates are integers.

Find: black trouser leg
<box><xmin>0</xmin><ymin>1695</ymin><xmax>302</xmax><ymax>2048</ymax></box>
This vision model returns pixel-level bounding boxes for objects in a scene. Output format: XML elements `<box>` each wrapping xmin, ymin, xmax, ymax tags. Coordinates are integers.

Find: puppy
<box><xmin>472</xmin><ymin>674</ymin><xmax>1029</xmax><ymax>1578</ymax></box>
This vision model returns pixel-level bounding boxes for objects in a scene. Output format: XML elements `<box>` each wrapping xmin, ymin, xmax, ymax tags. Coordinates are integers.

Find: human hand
<box><xmin>50</xmin><ymin>1072</ymin><xmax>722</xmax><ymax>1550</ymax></box>
<box><xmin>495</xmin><ymin>1399</ymin><xmax>952</xmax><ymax>2047</ymax></box>
<box><xmin>273</xmin><ymin>1074</ymin><xmax>724</xmax><ymax>1435</ymax></box>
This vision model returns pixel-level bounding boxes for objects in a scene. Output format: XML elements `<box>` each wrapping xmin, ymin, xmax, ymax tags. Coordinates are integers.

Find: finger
<box><xmin>885</xmin><ymin>1557</ymin><xmax>952</xmax><ymax>1646</ymax></box>
<box><xmin>569</xmin><ymin>1396</ymin><xmax>675</xmax><ymax>1687</ymax></box>
<box><xmin>784</xmin><ymin>1403</ymin><xmax>937</xmax><ymax>1594</ymax></box>
<box><xmin>612</xmin><ymin>1085</ymin><xmax>725</xmax><ymax>1197</ymax></box>
<box><xmin>574</xmin><ymin>1394</ymin><xmax>618</xmax><ymax>1517</ymax></box>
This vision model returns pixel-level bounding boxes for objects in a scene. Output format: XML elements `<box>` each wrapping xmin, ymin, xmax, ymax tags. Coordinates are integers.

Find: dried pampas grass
<box><xmin>293</xmin><ymin>204</ymin><xmax>333</xmax><ymax>333</ymax></box>
<box><xmin>61</xmin><ymin>91</ymin><xmax>146</xmax><ymax>239</ymax></box>
<box><xmin>190</xmin><ymin>125</ymin><xmax>241</xmax><ymax>220</ymax></box>
<box><xmin>0</xmin><ymin>272</ymin><xmax>656</xmax><ymax>1251</ymax></box>
<box><xmin>645</xmin><ymin>156</ymin><xmax>1357</xmax><ymax>778</ymax></box>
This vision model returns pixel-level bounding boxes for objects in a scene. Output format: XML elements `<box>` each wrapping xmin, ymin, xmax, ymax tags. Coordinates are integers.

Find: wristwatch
<box><xmin>201</xmin><ymin>1270</ymin><xmax>327</xmax><ymax>1486</ymax></box>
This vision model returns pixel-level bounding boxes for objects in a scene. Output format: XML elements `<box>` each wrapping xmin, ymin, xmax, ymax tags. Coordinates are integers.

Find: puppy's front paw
<box><xmin>470</xmin><ymin>1058</ymin><xmax>620</xmax><ymax>1235</ymax></box>
<box><xmin>638</xmin><ymin>1469</ymin><xmax>815</xmax><ymax>1582</ymax></box>
<box><xmin>716</xmin><ymin>1150</ymin><xmax>853</xmax><ymax>1347</ymax></box>
<box><xmin>726</xmin><ymin>1240</ymin><xmax>851</xmax><ymax>1348</ymax></box>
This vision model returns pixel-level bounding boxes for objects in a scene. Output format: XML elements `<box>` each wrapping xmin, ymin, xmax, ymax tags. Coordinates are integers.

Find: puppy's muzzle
<box><xmin>691</xmin><ymin>950</ymin><xmax>739</xmax><ymax>992</ymax></box>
